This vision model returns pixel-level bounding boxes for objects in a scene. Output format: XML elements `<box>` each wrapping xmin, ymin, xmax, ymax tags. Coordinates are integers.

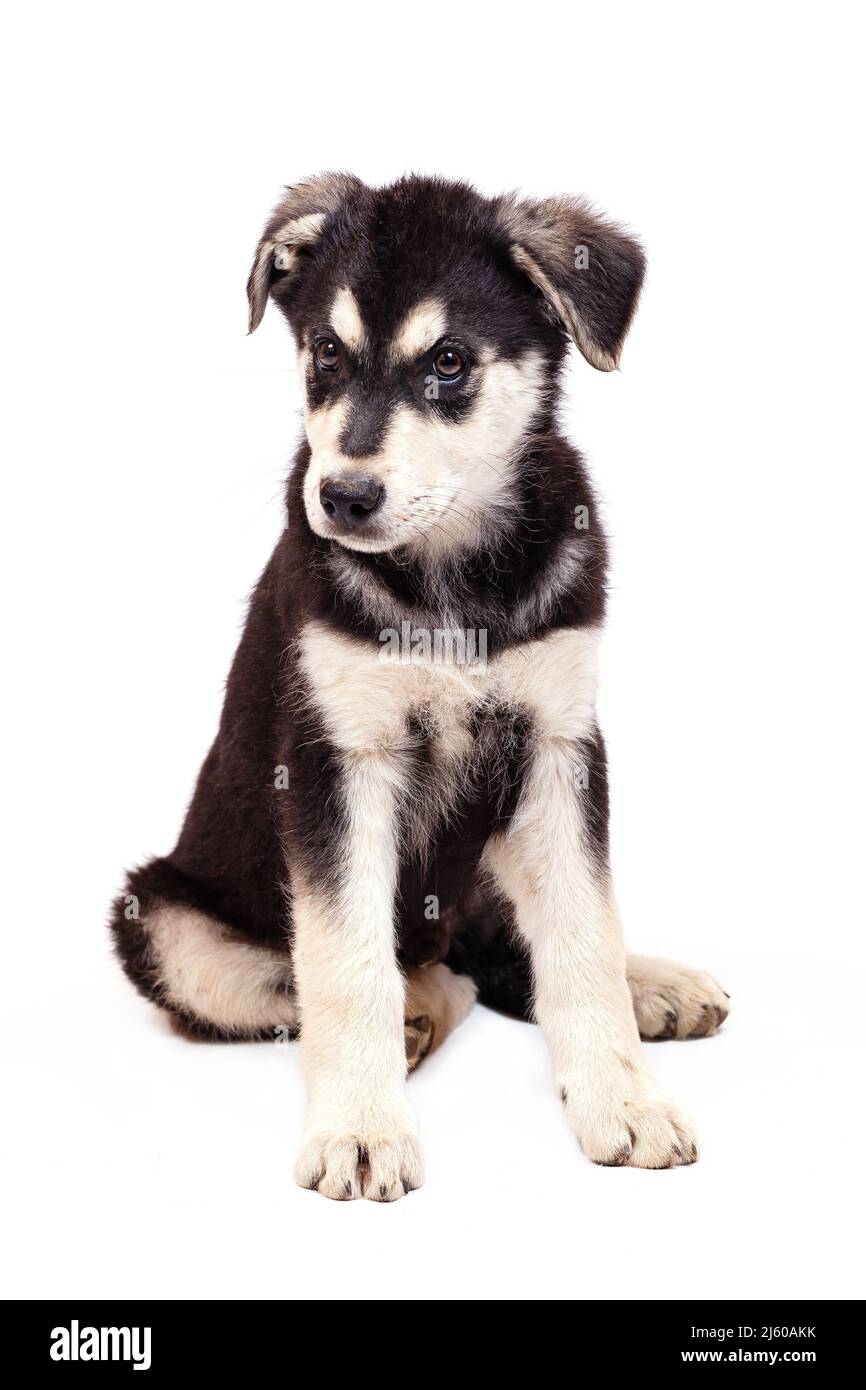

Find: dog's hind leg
<box><xmin>403</xmin><ymin>965</ymin><xmax>477</xmax><ymax>1071</ymax></box>
<box><xmin>111</xmin><ymin>868</ymin><xmax>477</xmax><ymax>1062</ymax></box>
<box><xmin>626</xmin><ymin>955</ymin><xmax>730</xmax><ymax>1040</ymax></box>
<box><xmin>110</xmin><ymin>870</ymin><xmax>299</xmax><ymax>1041</ymax></box>
<box><xmin>446</xmin><ymin>892</ymin><xmax>730</xmax><ymax>1041</ymax></box>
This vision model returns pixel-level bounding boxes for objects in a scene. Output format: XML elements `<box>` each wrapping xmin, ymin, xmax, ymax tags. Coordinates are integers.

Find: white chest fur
<box><xmin>297</xmin><ymin>620</ymin><xmax>602</xmax><ymax>758</ymax></box>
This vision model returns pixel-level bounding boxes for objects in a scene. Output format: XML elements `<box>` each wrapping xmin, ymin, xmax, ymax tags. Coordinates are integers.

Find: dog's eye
<box><xmin>433</xmin><ymin>348</ymin><xmax>464</xmax><ymax>380</ymax></box>
<box><xmin>314</xmin><ymin>339</ymin><xmax>341</xmax><ymax>370</ymax></box>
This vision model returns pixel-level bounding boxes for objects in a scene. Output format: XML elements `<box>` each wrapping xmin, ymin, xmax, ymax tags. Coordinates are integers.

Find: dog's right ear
<box><xmin>246</xmin><ymin>173</ymin><xmax>363</xmax><ymax>333</ymax></box>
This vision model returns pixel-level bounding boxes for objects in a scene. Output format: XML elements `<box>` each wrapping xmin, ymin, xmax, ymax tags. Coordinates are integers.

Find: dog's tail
<box><xmin>108</xmin><ymin>857</ymin><xmax>299</xmax><ymax>1041</ymax></box>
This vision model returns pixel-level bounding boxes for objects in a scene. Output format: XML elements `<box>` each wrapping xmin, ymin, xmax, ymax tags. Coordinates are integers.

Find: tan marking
<box><xmin>329</xmin><ymin>286</ymin><xmax>367</xmax><ymax>353</ymax></box>
<box><xmin>389</xmin><ymin>296</ymin><xmax>448</xmax><ymax>363</ymax></box>
<box><xmin>403</xmin><ymin>965</ymin><xmax>477</xmax><ymax>1070</ymax></box>
<box><xmin>273</xmin><ymin>210</ymin><xmax>327</xmax><ymax>246</ymax></box>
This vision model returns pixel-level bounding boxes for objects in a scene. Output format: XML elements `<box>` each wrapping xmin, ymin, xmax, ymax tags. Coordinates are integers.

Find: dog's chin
<box><xmin>326</xmin><ymin>528</ymin><xmax>396</xmax><ymax>555</ymax></box>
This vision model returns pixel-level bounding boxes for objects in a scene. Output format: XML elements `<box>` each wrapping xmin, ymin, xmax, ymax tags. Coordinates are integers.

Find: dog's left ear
<box><xmin>501</xmin><ymin>195</ymin><xmax>646</xmax><ymax>371</ymax></box>
<box><xmin>246</xmin><ymin>172</ymin><xmax>363</xmax><ymax>333</ymax></box>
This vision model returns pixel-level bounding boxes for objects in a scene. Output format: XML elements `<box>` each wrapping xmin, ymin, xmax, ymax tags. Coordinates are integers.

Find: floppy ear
<box><xmin>246</xmin><ymin>172</ymin><xmax>363</xmax><ymax>333</ymax></box>
<box><xmin>500</xmin><ymin>194</ymin><xmax>646</xmax><ymax>371</ymax></box>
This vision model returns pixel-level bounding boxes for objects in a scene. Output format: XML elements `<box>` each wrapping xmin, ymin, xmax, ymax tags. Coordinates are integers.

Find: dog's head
<box><xmin>248</xmin><ymin>174</ymin><xmax>644</xmax><ymax>556</ymax></box>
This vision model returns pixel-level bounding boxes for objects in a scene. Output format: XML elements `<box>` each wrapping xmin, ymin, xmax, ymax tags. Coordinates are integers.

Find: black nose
<box><xmin>319</xmin><ymin>475</ymin><xmax>384</xmax><ymax>529</ymax></box>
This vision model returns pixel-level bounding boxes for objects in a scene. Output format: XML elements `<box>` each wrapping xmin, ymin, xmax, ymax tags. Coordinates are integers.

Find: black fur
<box><xmin>110</xmin><ymin>174</ymin><xmax>644</xmax><ymax>1032</ymax></box>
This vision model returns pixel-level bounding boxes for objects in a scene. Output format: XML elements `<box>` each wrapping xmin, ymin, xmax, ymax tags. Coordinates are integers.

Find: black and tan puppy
<box><xmin>111</xmin><ymin>174</ymin><xmax>729</xmax><ymax>1200</ymax></box>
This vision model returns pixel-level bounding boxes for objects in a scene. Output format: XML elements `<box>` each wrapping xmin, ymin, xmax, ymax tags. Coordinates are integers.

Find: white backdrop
<box><xmin>2</xmin><ymin>1</ymin><xmax>864</xmax><ymax>1301</ymax></box>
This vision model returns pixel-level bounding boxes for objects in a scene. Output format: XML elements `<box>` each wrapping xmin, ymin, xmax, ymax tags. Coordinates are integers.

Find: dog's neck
<box><xmin>296</xmin><ymin>433</ymin><xmax>608</xmax><ymax>649</ymax></box>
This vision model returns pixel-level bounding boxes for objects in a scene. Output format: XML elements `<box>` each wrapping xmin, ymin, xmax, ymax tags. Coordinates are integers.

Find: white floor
<box><xmin>4</xmin><ymin>928</ymin><xmax>863</xmax><ymax>1302</ymax></box>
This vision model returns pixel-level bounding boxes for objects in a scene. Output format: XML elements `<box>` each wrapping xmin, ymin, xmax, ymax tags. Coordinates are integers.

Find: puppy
<box><xmin>111</xmin><ymin>174</ymin><xmax>729</xmax><ymax>1200</ymax></box>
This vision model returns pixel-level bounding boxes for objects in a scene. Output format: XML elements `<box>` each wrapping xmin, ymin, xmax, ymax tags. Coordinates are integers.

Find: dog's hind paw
<box><xmin>402</xmin><ymin>963</ymin><xmax>477</xmax><ymax>1072</ymax></box>
<box><xmin>627</xmin><ymin>955</ymin><xmax>730</xmax><ymax>1040</ymax></box>
<box><xmin>404</xmin><ymin>1013</ymin><xmax>435</xmax><ymax>1070</ymax></box>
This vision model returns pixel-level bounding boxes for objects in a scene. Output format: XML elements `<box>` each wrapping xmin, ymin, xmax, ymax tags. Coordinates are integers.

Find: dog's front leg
<box><xmin>485</xmin><ymin>735</ymin><xmax>698</xmax><ymax>1168</ymax></box>
<box><xmin>292</xmin><ymin>751</ymin><xmax>422</xmax><ymax>1201</ymax></box>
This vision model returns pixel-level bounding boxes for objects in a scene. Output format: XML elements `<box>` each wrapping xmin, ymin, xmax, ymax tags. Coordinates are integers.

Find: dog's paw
<box><xmin>402</xmin><ymin>965</ymin><xmax>477</xmax><ymax>1073</ymax></box>
<box><xmin>573</xmin><ymin>1096</ymin><xmax>698</xmax><ymax>1169</ymax></box>
<box><xmin>627</xmin><ymin>955</ymin><xmax>730</xmax><ymax>1040</ymax></box>
<box><xmin>404</xmin><ymin>1013</ymin><xmax>435</xmax><ymax>1071</ymax></box>
<box><xmin>296</xmin><ymin>1127</ymin><xmax>424</xmax><ymax>1202</ymax></box>
<box><xmin>562</xmin><ymin>1070</ymin><xmax>699</xmax><ymax>1169</ymax></box>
